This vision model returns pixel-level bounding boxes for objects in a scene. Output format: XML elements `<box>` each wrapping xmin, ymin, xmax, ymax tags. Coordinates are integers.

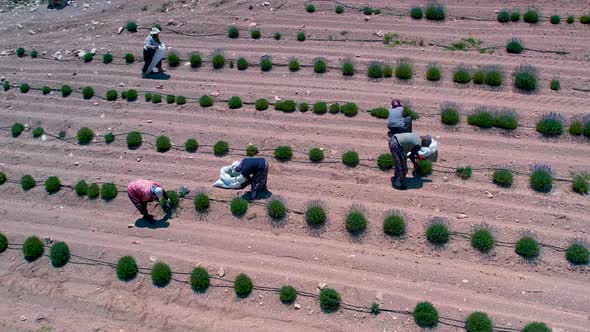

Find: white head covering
<box><xmin>150</xmin><ymin>27</ymin><xmax>161</xmax><ymax>35</ymax></box>
<box><xmin>153</xmin><ymin>186</ymin><xmax>164</xmax><ymax>200</ymax></box>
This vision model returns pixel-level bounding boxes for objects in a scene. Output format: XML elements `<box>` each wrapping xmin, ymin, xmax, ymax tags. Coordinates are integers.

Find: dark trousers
<box><xmin>129</xmin><ymin>193</ymin><xmax>148</xmax><ymax>215</ymax></box>
<box><xmin>387</xmin><ymin>117</ymin><xmax>412</xmax><ymax>137</ymax></box>
<box><xmin>250</xmin><ymin>161</ymin><xmax>269</xmax><ymax>192</ymax></box>
<box><xmin>389</xmin><ymin>138</ymin><xmax>408</xmax><ymax>182</ymax></box>
<box><xmin>142</xmin><ymin>48</ymin><xmax>162</xmax><ymax>73</ymax></box>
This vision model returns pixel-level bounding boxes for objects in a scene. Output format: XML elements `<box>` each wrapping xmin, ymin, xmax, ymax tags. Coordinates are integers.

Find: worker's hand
<box><xmin>417</xmin><ymin>155</ymin><xmax>426</xmax><ymax>161</ymax></box>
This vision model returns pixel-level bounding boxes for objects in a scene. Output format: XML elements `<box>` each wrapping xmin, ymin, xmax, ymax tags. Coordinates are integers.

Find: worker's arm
<box><xmin>408</xmin><ymin>145</ymin><xmax>421</xmax><ymax>164</ymax></box>
<box><xmin>162</xmin><ymin>190</ymin><xmax>168</xmax><ymax>201</ymax></box>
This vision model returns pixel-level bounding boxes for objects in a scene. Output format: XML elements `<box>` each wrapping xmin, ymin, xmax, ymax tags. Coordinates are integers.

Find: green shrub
<box><xmin>415</xmin><ymin>159</ymin><xmax>432</xmax><ymax>176</ymax></box>
<box><xmin>313</xmin><ymin>102</ymin><xmax>327</xmax><ymax>115</ymax></box>
<box><xmin>125</xmin><ymin>20</ymin><xmax>137</xmax><ymax>32</ymax></box>
<box><xmin>309</xmin><ymin>147</ymin><xmax>324</xmax><ymax>162</ymax></box>
<box><xmin>370</xmin><ymin>107</ymin><xmax>389</xmax><ymax>119</ymax></box>
<box><xmin>246</xmin><ymin>144</ymin><xmax>258</xmax><ymax>156</ymax></box>
<box><xmin>274</xmin><ymin>146</ymin><xmax>292</xmax><ymax>162</ymax></box>
<box><xmin>426</xmin><ymin>217</ymin><xmax>450</xmax><ymax>245</ymax></box>
<box><xmin>213</xmin><ymin>141</ymin><xmax>229</xmax><ymax>156</ymax></box>
<box><xmin>363</xmin><ymin>6</ymin><xmax>372</xmax><ymax>15</ymax></box>
<box><xmin>530</xmin><ymin>164</ymin><xmax>553</xmax><ymax>193</ymax></box>
<box><xmin>260</xmin><ymin>55</ymin><xmax>272</xmax><ymax>72</ymax></box>
<box><xmin>468</xmin><ymin>107</ymin><xmax>494</xmax><ymax>128</ymax></box>
<box><xmin>250</xmin><ymin>28</ymin><xmax>261</xmax><ymax>39</ymax></box>
<box><xmin>522</xmin><ymin>322</ymin><xmax>551</xmax><ymax>332</ymax></box>
<box><xmin>410</xmin><ymin>6</ymin><xmax>423</xmax><ymax>19</ymax></box>
<box><xmin>493</xmin><ymin>169</ymin><xmax>513</xmax><ymax>187</ymax></box>
<box><xmin>306</xmin><ymin>4</ymin><xmax>315</xmax><ymax>13</ymax></box>
<box><xmin>23</xmin><ymin>236</ymin><xmax>44</xmax><ymax>262</ymax></box>
<box><xmin>456</xmin><ymin>166</ymin><xmax>472</xmax><ymax>180</ymax></box>
<box><xmin>75</xmin><ymin>180</ymin><xmax>88</xmax><ymax>196</ymax></box>
<box><xmin>345</xmin><ymin>205</ymin><xmax>367</xmax><ymax>234</ymax></box>
<box><xmin>190</xmin><ymin>266</ymin><xmax>210</xmax><ymax>293</ymax></box>
<box><xmin>193</xmin><ymin>192</ymin><xmax>210</xmax><ymax>213</ymax></box>
<box><xmin>82</xmin><ymin>52</ymin><xmax>93</xmax><ymax>63</ymax></box>
<box><xmin>367</xmin><ymin>61</ymin><xmax>384</xmax><ymax>79</ymax></box>
<box><xmin>395</xmin><ymin>59</ymin><xmax>413</xmax><ymax>79</ymax></box>
<box><xmin>550</xmin><ymin>79</ymin><xmax>560</xmax><ymax>91</ymax></box>
<box><xmin>230</xmin><ymin>197</ymin><xmax>249</xmax><ymax>218</ymax></box>
<box><xmin>228</xmin><ymin>25</ymin><xmax>239</xmax><ymax>38</ymax></box>
<box><xmin>2</xmin><ymin>81</ymin><xmax>9</xmax><ymax>91</ymax></box>
<box><xmin>267</xmin><ymin>198</ymin><xmax>287</xmax><ymax>221</ymax></box>
<box><xmin>565</xmin><ymin>241</ymin><xmax>589</xmax><ymax>265</ymax></box>
<box><xmin>550</xmin><ymin>15</ymin><xmax>561</xmax><ymax>24</ymax></box>
<box><xmin>515</xmin><ymin>235</ymin><xmax>540</xmax><ymax>259</ymax></box>
<box><xmin>299</xmin><ymin>102</ymin><xmax>309</xmax><ymax>112</ymax></box>
<box><xmin>82</xmin><ymin>86</ymin><xmax>94</xmax><ymax>99</ymax></box>
<box><xmin>0</xmin><ymin>232</ymin><xmax>7</xmax><ymax>253</ymax></box>
<box><xmin>297</xmin><ymin>31</ymin><xmax>306</xmax><ymax>42</ymax></box>
<box><xmin>497</xmin><ymin>9</ymin><xmax>510</xmax><ymax>23</ymax></box>
<box><xmin>582</xmin><ymin>16</ymin><xmax>590</xmax><ymax>24</ymax></box>
<box><xmin>11</xmin><ymin>122</ymin><xmax>25</xmax><ymax>137</ymax></box>
<box><xmin>189</xmin><ymin>53</ymin><xmax>202</xmax><ymax>68</ymax></box>
<box><xmin>425</xmin><ymin>2</ymin><xmax>446</xmax><ymax>21</ymax></box>
<box><xmin>523</xmin><ymin>8</ymin><xmax>540</xmax><ymax>23</ymax></box>
<box><xmin>506</xmin><ymin>37</ymin><xmax>523</xmax><ymax>54</ymax></box>
<box><xmin>21</xmin><ymin>175</ymin><xmax>35</xmax><ymax>191</ymax></box>
<box><xmin>167</xmin><ymin>52</ymin><xmax>180</xmax><ymax>67</ymax></box>
<box><xmin>151</xmin><ymin>94</ymin><xmax>162</xmax><ymax>104</ymax></box>
<box><xmin>572</xmin><ymin>174</ymin><xmax>589</xmax><ymax>194</ymax></box>
<box><xmin>105</xmin><ymin>90</ymin><xmax>118</xmax><ymax>101</ymax></box>
<box><xmin>414</xmin><ymin>302</ymin><xmax>439</xmax><ymax>328</ymax></box>
<box><xmin>145</xmin><ymin>93</ymin><xmax>153</xmax><ymax>102</ymax></box>
<box><xmin>151</xmin><ymin>261</ymin><xmax>172</xmax><ymax>287</ymax></box>
<box><xmin>289</xmin><ymin>58</ymin><xmax>300</xmax><ymax>71</ymax></box>
<box><xmin>77</xmin><ymin>127</ymin><xmax>95</xmax><ymax>145</ymax></box>
<box><xmin>484</xmin><ymin>66</ymin><xmax>504</xmax><ymax>87</ymax></box>
<box><xmin>471</xmin><ymin>226</ymin><xmax>495</xmax><ymax>253</ymax></box>
<box><xmin>124</xmin><ymin>53</ymin><xmax>135</xmax><ymax>64</ymax></box>
<box><xmin>313</xmin><ymin>58</ymin><xmax>327</xmax><ymax>74</ymax></box>
<box><xmin>472</xmin><ymin>70</ymin><xmax>485</xmax><ymax>85</ymax></box>
<box><xmin>536</xmin><ymin>112</ymin><xmax>564</xmax><ymax>136</ymax></box>
<box><xmin>41</xmin><ymin>85</ymin><xmax>51</xmax><ymax>95</ymax></box>
<box><xmin>513</xmin><ymin>64</ymin><xmax>539</xmax><ymax>93</ymax></box>
<box><xmin>164</xmin><ymin>94</ymin><xmax>174</xmax><ymax>104</ymax></box>
<box><xmin>100</xmin><ymin>183</ymin><xmax>118</xmax><ymax>200</ymax></box>
<box><xmin>493</xmin><ymin>109</ymin><xmax>518</xmax><ymax>130</ymax></box>
<box><xmin>126</xmin><ymin>131</ymin><xmax>142</xmax><ymax>149</ymax></box>
<box><xmin>16</xmin><ymin>47</ymin><xmax>26</xmax><ymax>57</ymax></box>
<box><xmin>175</xmin><ymin>95</ymin><xmax>186</xmax><ymax>105</ymax></box>
<box><xmin>228</xmin><ymin>96</ymin><xmax>242</xmax><ymax>109</ymax></box>
<box><xmin>255</xmin><ymin>98</ymin><xmax>269</xmax><ymax>111</ymax></box>
<box><xmin>340</xmin><ymin>59</ymin><xmax>355</xmax><ymax>76</ymax></box>
<box><xmin>199</xmin><ymin>95</ymin><xmax>213</xmax><ymax>107</ymax></box>
<box><xmin>19</xmin><ymin>83</ymin><xmax>30</xmax><ymax>93</ymax></box>
<box><xmin>303</xmin><ymin>200</ymin><xmax>327</xmax><ymax>227</ymax></box>
<box><xmin>319</xmin><ymin>288</ymin><xmax>341</xmax><ymax>312</ymax></box>
<box><xmin>383</xmin><ymin>210</ymin><xmax>406</xmax><ymax>237</ymax></box>
<box><xmin>87</xmin><ymin>183</ymin><xmax>100</xmax><ymax>199</ymax></box>
<box><xmin>160</xmin><ymin>190</ymin><xmax>178</xmax><ymax>214</ymax></box>
<box><xmin>383</xmin><ymin>64</ymin><xmax>393</xmax><ymax>78</ymax></box>
<box><xmin>279</xmin><ymin>285</ymin><xmax>297</xmax><ymax>303</ymax></box>
<box><xmin>274</xmin><ymin>32</ymin><xmax>281</xmax><ymax>40</ymax></box>
<box><xmin>339</xmin><ymin>102</ymin><xmax>358</xmax><ymax>117</ymax></box>
<box><xmin>566</xmin><ymin>15</ymin><xmax>574</xmax><ymax>24</ymax></box>
<box><xmin>234</xmin><ymin>273</ymin><xmax>253</xmax><ymax>297</ymax></box>
<box><xmin>44</xmin><ymin>176</ymin><xmax>61</xmax><ymax>194</ymax></box>
<box><xmin>116</xmin><ymin>256</ymin><xmax>138</xmax><ymax>281</ymax></box>
<box><xmin>453</xmin><ymin>65</ymin><xmax>471</xmax><ymax>84</ymax></box>
<box><xmin>342</xmin><ymin>151</ymin><xmax>359</xmax><ymax>167</ymax></box>
<box><xmin>184</xmin><ymin>138</ymin><xmax>198</xmax><ymax>153</ymax></box>
<box><xmin>102</xmin><ymin>53</ymin><xmax>113</xmax><ymax>64</ymax></box>
<box><xmin>275</xmin><ymin>99</ymin><xmax>296</xmax><ymax>112</ymax></box>
<box><xmin>211</xmin><ymin>51</ymin><xmax>225</xmax><ymax>69</ymax></box>
<box><xmin>466</xmin><ymin>312</ymin><xmax>493</xmax><ymax>332</ymax></box>
<box><xmin>377</xmin><ymin>153</ymin><xmax>394</xmax><ymax>170</ymax></box>
<box><xmin>426</xmin><ymin>63</ymin><xmax>441</xmax><ymax>81</ymax></box>
<box><xmin>511</xmin><ymin>11</ymin><xmax>521</xmax><ymax>22</ymax></box>
<box><xmin>328</xmin><ymin>103</ymin><xmax>340</xmax><ymax>114</ymax></box>
<box><xmin>335</xmin><ymin>5</ymin><xmax>344</xmax><ymax>14</ymax></box>
<box><xmin>125</xmin><ymin>89</ymin><xmax>138</xmax><ymax>101</ymax></box>
<box><xmin>237</xmin><ymin>57</ymin><xmax>248</xmax><ymax>70</ymax></box>
<box><xmin>50</xmin><ymin>241</ymin><xmax>70</xmax><ymax>267</ymax></box>
<box><xmin>0</xmin><ymin>172</ymin><xmax>6</xmax><ymax>185</ymax></box>
<box><xmin>441</xmin><ymin>102</ymin><xmax>460</xmax><ymax>125</ymax></box>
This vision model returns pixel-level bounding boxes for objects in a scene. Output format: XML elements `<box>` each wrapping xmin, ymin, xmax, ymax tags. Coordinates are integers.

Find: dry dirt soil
<box><xmin>0</xmin><ymin>0</ymin><xmax>589</xmax><ymax>331</ymax></box>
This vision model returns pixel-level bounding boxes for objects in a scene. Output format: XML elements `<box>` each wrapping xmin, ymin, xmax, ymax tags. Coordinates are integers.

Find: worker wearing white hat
<box><xmin>142</xmin><ymin>27</ymin><xmax>164</xmax><ymax>76</ymax></box>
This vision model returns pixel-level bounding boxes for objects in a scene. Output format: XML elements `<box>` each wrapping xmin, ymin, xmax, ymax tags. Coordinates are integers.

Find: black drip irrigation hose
<box><xmin>0</xmin><ymin>244</ymin><xmax>523</xmax><ymax>332</ymax></box>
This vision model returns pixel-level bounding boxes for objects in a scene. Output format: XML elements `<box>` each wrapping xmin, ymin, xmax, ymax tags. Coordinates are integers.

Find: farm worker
<box><xmin>388</xmin><ymin>99</ymin><xmax>412</xmax><ymax>137</ymax></box>
<box><xmin>142</xmin><ymin>27</ymin><xmax>164</xmax><ymax>76</ymax></box>
<box><xmin>127</xmin><ymin>179</ymin><xmax>168</xmax><ymax>219</ymax></box>
<box><xmin>235</xmin><ymin>157</ymin><xmax>269</xmax><ymax>201</ymax></box>
<box><xmin>389</xmin><ymin>133</ymin><xmax>438</xmax><ymax>190</ymax></box>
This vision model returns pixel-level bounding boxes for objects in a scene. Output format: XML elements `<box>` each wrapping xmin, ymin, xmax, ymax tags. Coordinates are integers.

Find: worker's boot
<box><xmin>391</xmin><ymin>178</ymin><xmax>407</xmax><ymax>190</ymax></box>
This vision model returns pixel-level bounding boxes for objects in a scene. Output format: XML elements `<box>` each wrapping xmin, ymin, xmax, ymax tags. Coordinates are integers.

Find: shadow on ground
<box><xmin>143</xmin><ymin>72</ymin><xmax>171</xmax><ymax>80</ymax></box>
<box><xmin>135</xmin><ymin>213</ymin><xmax>171</xmax><ymax>229</ymax></box>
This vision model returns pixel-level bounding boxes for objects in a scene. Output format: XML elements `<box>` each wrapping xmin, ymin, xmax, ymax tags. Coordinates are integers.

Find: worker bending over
<box><xmin>127</xmin><ymin>179</ymin><xmax>168</xmax><ymax>219</ymax></box>
<box><xmin>389</xmin><ymin>133</ymin><xmax>438</xmax><ymax>190</ymax></box>
<box><xmin>387</xmin><ymin>99</ymin><xmax>412</xmax><ymax>137</ymax></box>
<box><xmin>235</xmin><ymin>157</ymin><xmax>269</xmax><ymax>201</ymax></box>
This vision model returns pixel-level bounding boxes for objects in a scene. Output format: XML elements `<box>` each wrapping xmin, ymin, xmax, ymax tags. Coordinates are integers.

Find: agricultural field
<box><xmin>0</xmin><ymin>0</ymin><xmax>589</xmax><ymax>331</ymax></box>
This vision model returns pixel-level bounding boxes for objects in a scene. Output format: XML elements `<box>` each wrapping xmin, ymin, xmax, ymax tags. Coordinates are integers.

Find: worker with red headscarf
<box><xmin>127</xmin><ymin>179</ymin><xmax>168</xmax><ymax>219</ymax></box>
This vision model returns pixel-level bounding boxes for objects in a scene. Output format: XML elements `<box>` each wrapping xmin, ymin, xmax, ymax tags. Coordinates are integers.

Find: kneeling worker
<box><xmin>389</xmin><ymin>133</ymin><xmax>438</xmax><ymax>190</ymax></box>
<box><xmin>235</xmin><ymin>157</ymin><xmax>269</xmax><ymax>201</ymax></box>
<box><xmin>387</xmin><ymin>99</ymin><xmax>412</xmax><ymax>137</ymax></box>
<box><xmin>127</xmin><ymin>179</ymin><xmax>168</xmax><ymax>219</ymax></box>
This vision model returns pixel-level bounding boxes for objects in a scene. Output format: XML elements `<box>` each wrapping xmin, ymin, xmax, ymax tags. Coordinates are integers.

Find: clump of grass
<box><xmin>16</xmin><ymin>47</ymin><xmax>26</xmax><ymax>57</ymax></box>
<box><xmin>0</xmin><ymin>172</ymin><xmax>6</xmax><ymax>186</ymax></box>
<box><xmin>165</xmin><ymin>94</ymin><xmax>175</xmax><ymax>104</ymax></box>
<box><xmin>228</xmin><ymin>96</ymin><xmax>242</xmax><ymax>109</ymax></box>
<box><xmin>0</xmin><ymin>232</ymin><xmax>7</xmax><ymax>253</ymax></box>
<box><xmin>456</xmin><ymin>166</ymin><xmax>472</xmax><ymax>180</ymax></box>
<box><xmin>550</xmin><ymin>78</ymin><xmax>560</xmax><ymax>91</ymax></box>
<box><xmin>471</xmin><ymin>225</ymin><xmax>495</xmax><ymax>253</ymax></box>
<box><xmin>77</xmin><ymin>127</ymin><xmax>95</xmax><ymax>145</ymax></box>
<box><xmin>125</xmin><ymin>89</ymin><xmax>138</xmax><ymax>101</ymax></box>
<box><xmin>440</xmin><ymin>102</ymin><xmax>460</xmax><ymax>125</ymax></box>
<box><xmin>415</xmin><ymin>159</ymin><xmax>432</xmax><ymax>176</ymax></box>
<box><xmin>199</xmin><ymin>95</ymin><xmax>213</xmax><ymax>107</ymax></box>
<box><xmin>126</xmin><ymin>131</ymin><xmax>142</xmax><ymax>149</ymax></box>
<box><xmin>340</xmin><ymin>102</ymin><xmax>358</xmax><ymax>117</ymax></box>
<box><xmin>468</xmin><ymin>106</ymin><xmax>495</xmax><ymax>128</ymax></box>
<box><xmin>313</xmin><ymin>57</ymin><xmax>327</xmax><ymax>74</ymax></box>
<box><xmin>211</xmin><ymin>50</ymin><xmax>225</xmax><ymax>69</ymax></box>
<box><xmin>260</xmin><ymin>55</ymin><xmax>272</xmax><ymax>72</ymax></box>
<box><xmin>377</xmin><ymin>153</ymin><xmax>394</xmax><ymax>171</ymax></box>
<box><xmin>493</xmin><ymin>108</ymin><xmax>519</xmax><ymax>130</ymax></box>
<box><xmin>511</xmin><ymin>10</ymin><xmax>521</xmax><ymax>22</ymax></box>
<box><xmin>267</xmin><ymin>197</ymin><xmax>287</xmax><ymax>221</ymax></box>
<box><xmin>75</xmin><ymin>180</ymin><xmax>88</xmax><ymax>196</ymax></box>
<box><xmin>465</xmin><ymin>312</ymin><xmax>493</xmax><ymax>332</ymax></box>
<box><xmin>566</xmin><ymin>16</ymin><xmax>575</xmax><ymax>24</ymax></box>
<box><xmin>565</xmin><ymin>241</ymin><xmax>589</xmax><ymax>265</ymax></box>
<box><xmin>497</xmin><ymin>9</ymin><xmax>510</xmax><ymax>23</ymax></box>
<box><xmin>230</xmin><ymin>197</ymin><xmax>248</xmax><ymax>218</ymax></box>
<box><xmin>105</xmin><ymin>90</ymin><xmax>118</xmax><ymax>101</ymax></box>
<box><xmin>145</xmin><ymin>93</ymin><xmax>153</xmax><ymax>102</ymax></box>
<box><xmin>161</xmin><ymin>190</ymin><xmax>178</xmax><ymax>214</ymax></box>
<box><xmin>167</xmin><ymin>52</ymin><xmax>180</xmax><ymax>67</ymax></box>
<box><xmin>329</xmin><ymin>103</ymin><xmax>340</xmax><ymax>114</ymax></box>
<box><xmin>11</xmin><ymin>122</ymin><xmax>25</xmax><ymax>137</ymax></box>
<box><xmin>410</xmin><ymin>6</ymin><xmax>423</xmax><ymax>19</ymax></box>
<box><xmin>305</xmin><ymin>200</ymin><xmax>327</xmax><ymax>227</ymax></box>
<box><xmin>414</xmin><ymin>302</ymin><xmax>439</xmax><ymax>328</ymax></box>
<box><xmin>515</xmin><ymin>234</ymin><xmax>540</xmax><ymax>260</ymax></box>
<box><xmin>151</xmin><ymin>94</ymin><xmax>162</xmax><ymax>104</ymax></box>
<box><xmin>100</xmin><ymin>183</ymin><xmax>118</xmax><ymax>200</ymax></box>
<box><xmin>250</xmin><ymin>28</ymin><xmax>261</xmax><ymax>39</ymax></box>
<box><xmin>23</xmin><ymin>236</ymin><xmax>44</xmax><ymax>262</ymax></box>
<box><xmin>103</xmin><ymin>53</ymin><xmax>113</xmax><ymax>64</ymax></box>
<box><xmin>151</xmin><ymin>261</ymin><xmax>172</xmax><ymax>288</ymax></box>
<box><xmin>581</xmin><ymin>16</ymin><xmax>590</xmax><ymax>24</ymax></box>
<box><xmin>297</xmin><ymin>31</ymin><xmax>306</xmax><ymax>42</ymax></box>
<box><xmin>383</xmin><ymin>209</ymin><xmax>406</xmax><ymax>237</ymax></box>
<box><xmin>513</xmin><ymin>64</ymin><xmax>539</xmax><ymax>93</ymax></box>
<box><xmin>550</xmin><ymin>15</ymin><xmax>561</xmax><ymax>24</ymax></box>
<box><xmin>126</xmin><ymin>21</ymin><xmax>137</xmax><ymax>32</ymax></box>
<box><xmin>274</xmin><ymin>32</ymin><xmax>281</xmax><ymax>40</ymax></box>
<box><xmin>426</xmin><ymin>217</ymin><xmax>450</xmax><ymax>246</ymax></box>
<box><xmin>124</xmin><ymin>53</ymin><xmax>135</xmax><ymax>64</ymax></box>
<box><xmin>44</xmin><ymin>176</ymin><xmax>61</xmax><ymax>194</ymax></box>
<box><xmin>319</xmin><ymin>288</ymin><xmax>341</xmax><ymax>312</ymax></box>
<box><xmin>50</xmin><ymin>241</ymin><xmax>70</xmax><ymax>268</ymax></box>
<box><xmin>345</xmin><ymin>204</ymin><xmax>367</xmax><ymax>234</ymax></box>
<box><xmin>274</xmin><ymin>146</ymin><xmax>293</xmax><ymax>162</ymax></box>
<box><xmin>306</xmin><ymin>4</ymin><xmax>315</xmax><ymax>13</ymax></box>
<box><xmin>363</xmin><ymin>6</ymin><xmax>372</xmax><ymax>15</ymax></box>
<box><xmin>275</xmin><ymin>99</ymin><xmax>297</xmax><ymax>112</ymax></box>
<box><xmin>41</xmin><ymin>86</ymin><xmax>51</xmax><ymax>95</ymax></box>
<box><xmin>522</xmin><ymin>322</ymin><xmax>551</xmax><ymax>332</ymax></box>
<box><xmin>19</xmin><ymin>83</ymin><xmax>30</xmax><ymax>93</ymax></box>
<box><xmin>213</xmin><ymin>140</ymin><xmax>229</xmax><ymax>156</ymax></box>
<box><xmin>523</xmin><ymin>8</ymin><xmax>540</xmax><ymax>23</ymax></box>
<box><xmin>288</xmin><ymin>58</ymin><xmax>300</xmax><ymax>72</ymax></box>
<box><xmin>453</xmin><ymin>65</ymin><xmax>471</xmax><ymax>84</ymax></box>
<box><xmin>536</xmin><ymin>112</ymin><xmax>564</xmax><ymax>137</ymax></box>
<box><xmin>472</xmin><ymin>69</ymin><xmax>485</xmax><ymax>85</ymax></box>
<box><xmin>367</xmin><ymin>61</ymin><xmax>384</xmax><ymax>79</ymax></box>
<box><xmin>426</xmin><ymin>63</ymin><xmax>442</xmax><ymax>81</ymax></box>
<box><xmin>246</xmin><ymin>144</ymin><xmax>258</xmax><ymax>156</ymax></box>
<box><xmin>530</xmin><ymin>164</ymin><xmax>553</xmax><ymax>193</ymax></box>
<box><xmin>237</xmin><ymin>57</ymin><xmax>248</xmax><ymax>71</ymax></box>
<box><xmin>279</xmin><ymin>285</ymin><xmax>297</xmax><ymax>303</ymax></box>
<box><xmin>484</xmin><ymin>65</ymin><xmax>503</xmax><ymax>87</ymax></box>
<box><xmin>383</xmin><ymin>64</ymin><xmax>393</xmax><ymax>78</ymax></box>
<box><xmin>82</xmin><ymin>86</ymin><xmax>94</xmax><ymax>99</ymax></box>
<box><xmin>175</xmin><ymin>96</ymin><xmax>186</xmax><ymax>105</ymax></box>
<box><xmin>493</xmin><ymin>169</ymin><xmax>513</xmax><ymax>187</ymax></box>
<box><xmin>335</xmin><ymin>5</ymin><xmax>344</xmax><ymax>14</ymax></box>
<box><xmin>341</xmin><ymin>150</ymin><xmax>359</xmax><ymax>167</ymax></box>
<box><xmin>234</xmin><ymin>273</ymin><xmax>253</xmax><ymax>297</ymax></box>
<box><xmin>116</xmin><ymin>256</ymin><xmax>138</xmax><ymax>281</ymax></box>
<box><xmin>190</xmin><ymin>266</ymin><xmax>210</xmax><ymax>293</ymax></box>
<box><xmin>425</xmin><ymin>2</ymin><xmax>446</xmax><ymax>21</ymax></box>
<box><xmin>370</xmin><ymin>107</ymin><xmax>389</xmax><ymax>119</ymax></box>
<box><xmin>341</xmin><ymin>58</ymin><xmax>355</xmax><ymax>76</ymax></box>
<box><xmin>184</xmin><ymin>138</ymin><xmax>198</xmax><ymax>153</ymax></box>
<box><xmin>87</xmin><ymin>183</ymin><xmax>100</xmax><ymax>199</ymax></box>
<box><xmin>395</xmin><ymin>58</ymin><xmax>413</xmax><ymax>80</ymax></box>
<box><xmin>309</xmin><ymin>147</ymin><xmax>324</xmax><ymax>162</ymax></box>
<box><xmin>571</xmin><ymin>174</ymin><xmax>589</xmax><ymax>194</ymax></box>
<box><xmin>21</xmin><ymin>175</ymin><xmax>36</xmax><ymax>191</ymax></box>
<box><xmin>227</xmin><ymin>25</ymin><xmax>239</xmax><ymax>38</ymax></box>
<box><xmin>299</xmin><ymin>102</ymin><xmax>309</xmax><ymax>112</ymax></box>
<box><xmin>82</xmin><ymin>52</ymin><xmax>93</xmax><ymax>63</ymax></box>
<box><xmin>3</xmin><ymin>81</ymin><xmax>10</xmax><ymax>91</ymax></box>
<box><xmin>313</xmin><ymin>102</ymin><xmax>328</xmax><ymax>115</ymax></box>
<box><xmin>193</xmin><ymin>191</ymin><xmax>210</xmax><ymax>213</ymax></box>
<box><xmin>189</xmin><ymin>53</ymin><xmax>202</xmax><ymax>68</ymax></box>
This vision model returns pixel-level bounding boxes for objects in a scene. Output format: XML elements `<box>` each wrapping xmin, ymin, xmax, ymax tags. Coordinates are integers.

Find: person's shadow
<box><xmin>143</xmin><ymin>72</ymin><xmax>171</xmax><ymax>80</ymax></box>
<box><xmin>134</xmin><ymin>212</ymin><xmax>171</xmax><ymax>229</ymax></box>
<box><xmin>392</xmin><ymin>172</ymin><xmax>432</xmax><ymax>190</ymax></box>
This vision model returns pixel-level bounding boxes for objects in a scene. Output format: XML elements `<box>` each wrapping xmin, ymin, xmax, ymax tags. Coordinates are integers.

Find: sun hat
<box><xmin>150</xmin><ymin>27</ymin><xmax>160</xmax><ymax>35</ymax></box>
<box><xmin>153</xmin><ymin>186</ymin><xmax>164</xmax><ymax>200</ymax></box>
